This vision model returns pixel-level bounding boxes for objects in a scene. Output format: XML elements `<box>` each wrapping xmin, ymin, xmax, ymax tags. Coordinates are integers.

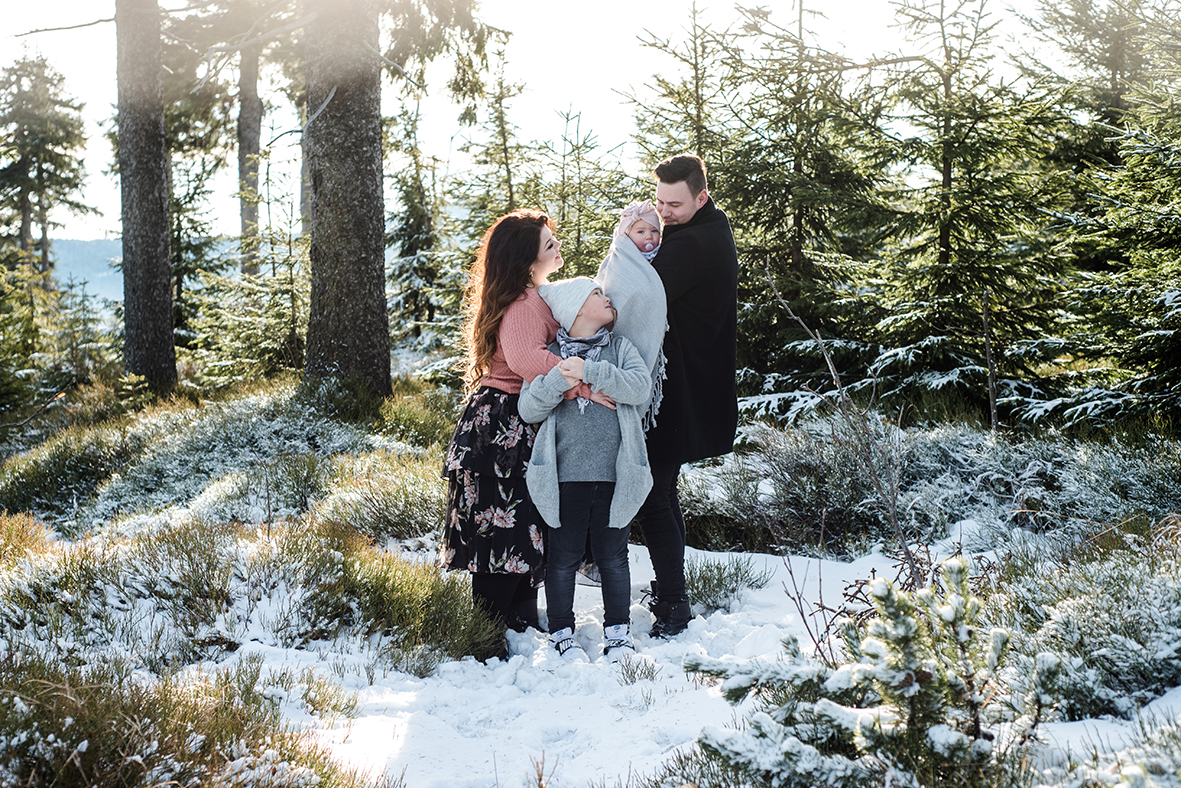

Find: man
<box><xmin>638</xmin><ymin>153</ymin><xmax>739</xmax><ymax>637</ymax></box>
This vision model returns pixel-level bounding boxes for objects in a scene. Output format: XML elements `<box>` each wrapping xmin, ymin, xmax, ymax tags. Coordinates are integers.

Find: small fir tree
<box><xmin>683</xmin><ymin>558</ymin><xmax>1051</xmax><ymax>788</ymax></box>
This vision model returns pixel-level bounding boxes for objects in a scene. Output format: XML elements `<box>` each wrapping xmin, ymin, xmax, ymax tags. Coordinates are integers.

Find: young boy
<box><xmin>518</xmin><ymin>276</ymin><xmax>654</xmax><ymax>663</ymax></box>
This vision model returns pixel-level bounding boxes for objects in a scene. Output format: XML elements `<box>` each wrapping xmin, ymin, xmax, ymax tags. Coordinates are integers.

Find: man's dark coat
<box><xmin>645</xmin><ymin>196</ymin><xmax>739</xmax><ymax>466</ymax></box>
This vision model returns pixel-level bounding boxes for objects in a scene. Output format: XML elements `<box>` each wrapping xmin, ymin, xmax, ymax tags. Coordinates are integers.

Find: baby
<box><xmin>594</xmin><ymin>200</ymin><xmax>668</xmax><ymax>431</ymax></box>
<box><xmin>518</xmin><ymin>276</ymin><xmax>654</xmax><ymax>664</ymax></box>
<box><xmin>618</xmin><ymin>200</ymin><xmax>661</xmax><ymax>260</ymax></box>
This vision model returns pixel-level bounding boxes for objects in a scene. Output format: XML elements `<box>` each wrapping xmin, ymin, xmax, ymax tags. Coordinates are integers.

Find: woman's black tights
<box><xmin>471</xmin><ymin>572</ymin><xmax>538</xmax><ymax>632</ymax></box>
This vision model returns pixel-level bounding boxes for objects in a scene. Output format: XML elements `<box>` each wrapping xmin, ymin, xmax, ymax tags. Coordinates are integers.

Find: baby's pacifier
<box><xmin>643</xmin><ymin>242</ymin><xmax>654</xmax><ymax>251</ymax></box>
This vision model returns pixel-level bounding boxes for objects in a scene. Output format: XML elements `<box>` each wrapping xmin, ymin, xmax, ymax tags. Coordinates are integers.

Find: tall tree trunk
<box><xmin>116</xmin><ymin>0</ymin><xmax>176</xmax><ymax>392</ymax></box>
<box><xmin>35</xmin><ymin>161</ymin><xmax>50</xmax><ymax>272</ymax></box>
<box><xmin>238</xmin><ymin>42</ymin><xmax>263</xmax><ymax>275</ymax></box>
<box><xmin>18</xmin><ymin>170</ymin><xmax>32</xmax><ymax>257</ymax></box>
<box><xmin>303</xmin><ymin>0</ymin><xmax>390</xmax><ymax>397</ymax></box>
<box><xmin>37</xmin><ymin>197</ymin><xmax>50</xmax><ymax>273</ymax></box>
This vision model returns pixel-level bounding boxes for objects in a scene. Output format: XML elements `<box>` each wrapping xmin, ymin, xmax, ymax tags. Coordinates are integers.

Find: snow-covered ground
<box><xmin>227</xmin><ymin>535</ymin><xmax>1152</xmax><ymax>788</ymax></box>
<box><xmin>4</xmin><ymin>383</ymin><xmax>1177</xmax><ymax>787</ymax></box>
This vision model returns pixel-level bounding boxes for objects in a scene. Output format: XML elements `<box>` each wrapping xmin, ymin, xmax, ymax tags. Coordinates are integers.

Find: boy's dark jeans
<box><xmin>633</xmin><ymin>463</ymin><xmax>687</xmax><ymax>603</ymax></box>
<box><xmin>546</xmin><ymin>481</ymin><xmax>631</xmax><ymax>633</ymax></box>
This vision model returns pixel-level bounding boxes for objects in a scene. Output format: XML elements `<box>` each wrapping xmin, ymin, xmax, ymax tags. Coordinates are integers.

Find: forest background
<box><xmin>1</xmin><ymin>0</ymin><xmax>1179</xmax><ymax>434</ymax></box>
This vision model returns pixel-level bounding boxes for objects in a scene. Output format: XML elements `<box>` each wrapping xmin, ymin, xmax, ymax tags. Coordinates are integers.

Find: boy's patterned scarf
<box><xmin>556</xmin><ymin>327</ymin><xmax>612</xmax><ymax>412</ymax></box>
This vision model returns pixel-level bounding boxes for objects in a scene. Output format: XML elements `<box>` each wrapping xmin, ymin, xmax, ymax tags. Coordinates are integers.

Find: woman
<box><xmin>440</xmin><ymin>209</ymin><xmax>599</xmax><ymax>651</ymax></box>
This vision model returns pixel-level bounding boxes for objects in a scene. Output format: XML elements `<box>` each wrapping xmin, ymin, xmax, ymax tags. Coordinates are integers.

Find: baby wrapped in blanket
<box><xmin>595</xmin><ymin>200</ymin><xmax>668</xmax><ymax>431</ymax></box>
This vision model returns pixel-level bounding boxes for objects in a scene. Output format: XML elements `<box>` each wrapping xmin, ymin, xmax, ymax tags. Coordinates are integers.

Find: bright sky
<box><xmin>1</xmin><ymin>0</ymin><xmax>1031</xmax><ymax>241</ymax></box>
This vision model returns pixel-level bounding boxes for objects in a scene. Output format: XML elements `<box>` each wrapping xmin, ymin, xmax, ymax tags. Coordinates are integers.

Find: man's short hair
<box><xmin>655</xmin><ymin>153</ymin><xmax>707</xmax><ymax>196</ymax></box>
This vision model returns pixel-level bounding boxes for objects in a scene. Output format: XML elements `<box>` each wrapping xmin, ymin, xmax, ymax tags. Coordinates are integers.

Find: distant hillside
<box><xmin>51</xmin><ymin>239</ymin><xmax>123</xmax><ymax>305</ymax></box>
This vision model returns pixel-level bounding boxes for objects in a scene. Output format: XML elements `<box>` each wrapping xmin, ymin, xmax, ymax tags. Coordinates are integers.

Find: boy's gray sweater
<box><xmin>518</xmin><ymin>335</ymin><xmax>654</xmax><ymax>530</ymax></box>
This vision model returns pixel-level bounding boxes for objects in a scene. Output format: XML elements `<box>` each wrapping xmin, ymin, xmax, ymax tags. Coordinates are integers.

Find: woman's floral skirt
<box><xmin>439</xmin><ymin>387</ymin><xmax>546</xmax><ymax>584</ymax></box>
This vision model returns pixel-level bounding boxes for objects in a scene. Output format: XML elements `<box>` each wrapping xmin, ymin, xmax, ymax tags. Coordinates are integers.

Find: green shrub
<box><xmin>0</xmin><ymin>420</ymin><xmax>144</xmax><ymax>516</ymax></box>
<box><xmin>0</xmin><ymin>652</ymin><xmax>395</xmax><ymax>788</ymax></box>
<box><xmin>377</xmin><ymin>378</ymin><xmax>462</xmax><ymax>449</ymax></box>
<box><xmin>685</xmin><ymin>554</ymin><xmax>774</xmax><ymax>614</ymax></box>
<box><xmin>280</xmin><ymin>519</ymin><xmax>503</xmax><ymax>670</ymax></box>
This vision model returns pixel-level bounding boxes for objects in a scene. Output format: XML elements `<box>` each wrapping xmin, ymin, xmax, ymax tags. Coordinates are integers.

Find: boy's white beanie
<box><xmin>539</xmin><ymin>276</ymin><xmax>600</xmax><ymax>331</ymax></box>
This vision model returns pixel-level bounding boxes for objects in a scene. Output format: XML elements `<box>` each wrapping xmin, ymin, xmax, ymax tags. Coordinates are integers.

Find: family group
<box><xmin>439</xmin><ymin>153</ymin><xmax>739</xmax><ymax>664</ymax></box>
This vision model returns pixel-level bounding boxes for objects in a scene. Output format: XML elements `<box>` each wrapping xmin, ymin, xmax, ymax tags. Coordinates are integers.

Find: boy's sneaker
<box><xmin>603</xmin><ymin>624</ymin><xmax>636</xmax><ymax>662</ymax></box>
<box><xmin>550</xmin><ymin>627</ymin><xmax>589</xmax><ymax>664</ymax></box>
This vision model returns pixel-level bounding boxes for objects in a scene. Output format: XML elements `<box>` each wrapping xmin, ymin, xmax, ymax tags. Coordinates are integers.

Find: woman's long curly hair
<box><xmin>460</xmin><ymin>210</ymin><xmax>554</xmax><ymax>390</ymax></box>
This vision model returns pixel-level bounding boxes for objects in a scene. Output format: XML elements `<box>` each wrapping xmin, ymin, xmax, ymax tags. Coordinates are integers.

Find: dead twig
<box><xmin>0</xmin><ymin>390</ymin><xmax>68</xmax><ymax>432</ymax></box>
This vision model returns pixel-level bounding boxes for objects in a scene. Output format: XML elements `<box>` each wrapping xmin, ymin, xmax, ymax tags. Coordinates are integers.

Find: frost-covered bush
<box><xmin>0</xmin><ymin>518</ymin><xmax>245</xmax><ymax>672</ymax></box>
<box><xmin>277</xmin><ymin>520</ymin><xmax>502</xmax><ymax>671</ymax></box>
<box><xmin>0</xmin><ymin>419</ymin><xmax>148</xmax><ymax>517</ymax></box>
<box><xmin>677</xmin><ymin>454</ymin><xmax>779</xmax><ymax>553</ymax></box>
<box><xmin>1035</xmin><ymin>713</ymin><xmax>1181</xmax><ymax>788</ymax></box>
<box><xmin>190</xmin><ymin>453</ymin><xmax>337</xmax><ymax>525</ymax></box>
<box><xmin>0</xmin><ymin>516</ymin><xmax>500</xmax><ymax>684</ymax></box>
<box><xmin>313</xmin><ymin>452</ymin><xmax>446</xmax><ymax>542</ymax></box>
<box><xmin>682</xmin><ymin>418</ymin><xmax>1181</xmax><ymax>557</ymax></box>
<box><xmin>73</xmin><ymin>382</ymin><xmax>396</xmax><ymax>531</ymax></box>
<box><xmin>0</xmin><ymin>651</ymin><xmax>387</xmax><ymax>788</ymax></box>
<box><xmin>682</xmin><ymin>558</ymin><xmax>1049</xmax><ymax>788</ymax></box>
<box><xmin>990</xmin><ymin>519</ymin><xmax>1181</xmax><ymax>720</ymax></box>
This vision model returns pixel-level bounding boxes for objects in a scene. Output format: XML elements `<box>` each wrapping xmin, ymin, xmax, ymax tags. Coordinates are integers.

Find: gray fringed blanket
<box><xmin>596</xmin><ymin>237</ymin><xmax>667</xmax><ymax>430</ymax></box>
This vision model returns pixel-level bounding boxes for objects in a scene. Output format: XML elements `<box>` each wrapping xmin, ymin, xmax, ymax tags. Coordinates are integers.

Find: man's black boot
<box><xmin>650</xmin><ymin>599</ymin><xmax>691</xmax><ymax>638</ymax></box>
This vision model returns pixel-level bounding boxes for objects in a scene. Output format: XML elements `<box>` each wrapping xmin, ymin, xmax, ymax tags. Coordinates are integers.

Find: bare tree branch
<box><xmin>763</xmin><ymin>259</ymin><xmax>921</xmax><ymax>585</ymax></box>
<box><xmin>266</xmin><ymin>84</ymin><xmax>336</xmax><ymax>146</ymax></box>
<box><xmin>364</xmin><ymin>40</ymin><xmax>427</xmax><ymax>90</ymax></box>
<box><xmin>194</xmin><ymin>11</ymin><xmax>315</xmax><ymax>93</ymax></box>
<box><xmin>0</xmin><ymin>390</ymin><xmax>67</xmax><ymax>431</ymax></box>
<box><xmin>16</xmin><ymin>18</ymin><xmax>115</xmax><ymax>36</ymax></box>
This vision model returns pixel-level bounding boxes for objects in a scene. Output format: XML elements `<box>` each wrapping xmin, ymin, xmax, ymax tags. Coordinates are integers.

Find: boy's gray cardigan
<box><xmin>518</xmin><ymin>335</ymin><xmax>654</xmax><ymax>530</ymax></box>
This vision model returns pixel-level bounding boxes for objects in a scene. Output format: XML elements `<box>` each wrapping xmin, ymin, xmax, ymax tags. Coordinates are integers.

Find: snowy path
<box><xmin>306</xmin><ymin>545</ymin><xmax>849</xmax><ymax>787</ymax></box>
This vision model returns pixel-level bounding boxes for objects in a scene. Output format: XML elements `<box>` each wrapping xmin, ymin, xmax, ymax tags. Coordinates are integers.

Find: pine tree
<box><xmin>387</xmin><ymin>104</ymin><xmax>448</xmax><ymax>343</ymax></box>
<box><xmin>536</xmin><ymin>108</ymin><xmax>639</xmax><ymax>276</ymax></box>
<box><xmin>865</xmin><ymin>0</ymin><xmax>1062</xmax><ymax>416</ymax></box>
<box><xmin>712</xmin><ymin>4</ymin><xmax>894</xmax><ymax>399</ymax></box>
<box><xmin>0</xmin><ymin>55</ymin><xmax>94</xmax><ymax>273</ymax></box>
<box><xmin>630</xmin><ymin>1</ymin><xmax>734</xmax><ymax>167</ymax></box>
<box><xmin>682</xmin><ymin>558</ymin><xmax>1046</xmax><ymax>788</ymax></box>
<box><xmin>451</xmin><ymin>54</ymin><xmax>534</xmax><ymax>236</ymax></box>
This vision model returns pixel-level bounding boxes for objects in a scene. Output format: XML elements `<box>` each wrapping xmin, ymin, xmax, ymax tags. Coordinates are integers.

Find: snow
<box><xmin>4</xmin><ymin>384</ymin><xmax>1181</xmax><ymax>787</ymax></box>
<box><xmin>273</xmin><ymin>545</ymin><xmax>815</xmax><ymax>787</ymax></box>
<box><xmin>167</xmin><ymin>532</ymin><xmax>1125</xmax><ymax>787</ymax></box>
